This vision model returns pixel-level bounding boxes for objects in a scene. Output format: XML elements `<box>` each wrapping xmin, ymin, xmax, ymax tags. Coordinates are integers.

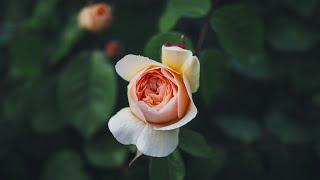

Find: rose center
<box><xmin>136</xmin><ymin>69</ymin><xmax>175</xmax><ymax>106</ymax></box>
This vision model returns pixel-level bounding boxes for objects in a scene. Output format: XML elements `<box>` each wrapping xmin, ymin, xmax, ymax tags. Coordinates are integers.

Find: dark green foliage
<box><xmin>179</xmin><ymin>128</ymin><xmax>212</xmax><ymax>157</ymax></box>
<box><xmin>216</xmin><ymin>116</ymin><xmax>262</xmax><ymax>143</ymax></box>
<box><xmin>149</xmin><ymin>151</ymin><xmax>185</xmax><ymax>180</ymax></box>
<box><xmin>84</xmin><ymin>136</ymin><xmax>127</xmax><ymax>168</ymax></box>
<box><xmin>42</xmin><ymin>150</ymin><xmax>91</xmax><ymax>180</ymax></box>
<box><xmin>200</xmin><ymin>49</ymin><xmax>230</xmax><ymax>104</ymax></box>
<box><xmin>159</xmin><ymin>0</ymin><xmax>211</xmax><ymax>32</ymax></box>
<box><xmin>58</xmin><ymin>51</ymin><xmax>116</xmax><ymax>139</ymax></box>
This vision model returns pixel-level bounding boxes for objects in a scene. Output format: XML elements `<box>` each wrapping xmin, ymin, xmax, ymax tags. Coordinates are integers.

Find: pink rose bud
<box><xmin>78</xmin><ymin>3</ymin><xmax>112</xmax><ymax>32</ymax></box>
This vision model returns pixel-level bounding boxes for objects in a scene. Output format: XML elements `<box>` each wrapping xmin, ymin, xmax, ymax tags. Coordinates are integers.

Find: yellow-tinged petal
<box><xmin>161</xmin><ymin>45</ymin><xmax>192</xmax><ymax>72</ymax></box>
<box><xmin>161</xmin><ymin>45</ymin><xmax>200</xmax><ymax>93</ymax></box>
<box><xmin>181</xmin><ymin>56</ymin><xmax>200</xmax><ymax>92</ymax></box>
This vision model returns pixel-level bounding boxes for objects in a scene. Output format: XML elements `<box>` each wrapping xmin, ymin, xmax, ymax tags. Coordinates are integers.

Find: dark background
<box><xmin>1</xmin><ymin>0</ymin><xmax>320</xmax><ymax>179</ymax></box>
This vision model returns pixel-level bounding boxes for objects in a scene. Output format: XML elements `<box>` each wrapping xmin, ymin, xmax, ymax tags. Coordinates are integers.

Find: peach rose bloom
<box><xmin>78</xmin><ymin>3</ymin><xmax>112</xmax><ymax>31</ymax></box>
<box><xmin>108</xmin><ymin>45</ymin><xmax>200</xmax><ymax>157</ymax></box>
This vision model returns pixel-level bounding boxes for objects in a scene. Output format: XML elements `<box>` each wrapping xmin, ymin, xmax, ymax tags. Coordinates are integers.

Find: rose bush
<box><xmin>108</xmin><ymin>45</ymin><xmax>200</xmax><ymax>157</ymax></box>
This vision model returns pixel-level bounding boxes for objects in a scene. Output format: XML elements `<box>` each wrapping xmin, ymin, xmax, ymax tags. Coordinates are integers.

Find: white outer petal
<box><xmin>108</xmin><ymin>107</ymin><xmax>145</xmax><ymax>145</ymax></box>
<box><xmin>137</xmin><ymin>125</ymin><xmax>179</xmax><ymax>157</ymax></box>
<box><xmin>115</xmin><ymin>54</ymin><xmax>161</xmax><ymax>81</ymax></box>
<box><xmin>154</xmin><ymin>75</ymin><xmax>198</xmax><ymax>130</ymax></box>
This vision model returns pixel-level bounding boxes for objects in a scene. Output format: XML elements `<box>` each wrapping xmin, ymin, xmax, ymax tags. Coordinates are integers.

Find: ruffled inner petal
<box><xmin>133</xmin><ymin>66</ymin><xmax>189</xmax><ymax>124</ymax></box>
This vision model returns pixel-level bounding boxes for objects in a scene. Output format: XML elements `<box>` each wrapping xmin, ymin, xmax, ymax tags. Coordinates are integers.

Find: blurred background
<box><xmin>1</xmin><ymin>0</ymin><xmax>320</xmax><ymax>179</ymax></box>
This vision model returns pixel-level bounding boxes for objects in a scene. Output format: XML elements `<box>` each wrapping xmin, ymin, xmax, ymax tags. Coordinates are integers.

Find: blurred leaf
<box><xmin>210</xmin><ymin>4</ymin><xmax>266</xmax><ymax>70</ymax></box>
<box><xmin>267</xmin><ymin>17</ymin><xmax>319</xmax><ymax>52</ymax></box>
<box><xmin>24</xmin><ymin>0</ymin><xmax>60</xmax><ymax>29</ymax></box>
<box><xmin>312</xmin><ymin>94</ymin><xmax>320</xmax><ymax>106</ymax></box>
<box><xmin>42</xmin><ymin>150</ymin><xmax>91</xmax><ymax>180</ymax></box>
<box><xmin>31</xmin><ymin>78</ymin><xmax>66</xmax><ymax>134</ymax></box>
<box><xmin>200</xmin><ymin>49</ymin><xmax>229</xmax><ymax>104</ymax></box>
<box><xmin>85</xmin><ymin>137</ymin><xmax>127</xmax><ymax>168</ymax></box>
<box><xmin>159</xmin><ymin>0</ymin><xmax>211</xmax><ymax>32</ymax></box>
<box><xmin>265</xmin><ymin>111</ymin><xmax>312</xmax><ymax>144</ymax></box>
<box><xmin>4</xmin><ymin>0</ymin><xmax>30</xmax><ymax>22</ymax></box>
<box><xmin>58</xmin><ymin>51</ymin><xmax>116</xmax><ymax>139</ymax></box>
<box><xmin>2</xmin><ymin>81</ymin><xmax>35</xmax><ymax>121</ymax></box>
<box><xmin>187</xmin><ymin>146</ymin><xmax>226</xmax><ymax>180</ymax></box>
<box><xmin>285</xmin><ymin>0</ymin><xmax>318</xmax><ymax>17</ymax></box>
<box><xmin>0</xmin><ymin>22</ymin><xmax>15</xmax><ymax>46</ymax></box>
<box><xmin>10</xmin><ymin>28</ymin><xmax>44</xmax><ymax>77</ymax></box>
<box><xmin>144</xmin><ymin>31</ymin><xmax>193</xmax><ymax>60</ymax></box>
<box><xmin>179</xmin><ymin>128</ymin><xmax>212</xmax><ymax>158</ymax></box>
<box><xmin>290</xmin><ymin>60</ymin><xmax>320</xmax><ymax>93</ymax></box>
<box><xmin>149</xmin><ymin>150</ymin><xmax>185</xmax><ymax>180</ymax></box>
<box><xmin>223</xmin><ymin>147</ymin><xmax>266</xmax><ymax>179</ymax></box>
<box><xmin>158</xmin><ymin>12</ymin><xmax>180</xmax><ymax>33</ymax></box>
<box><xmin>51</xmin><ymin>16</ymin><xmax>84</xmax><ymax>64</ymax></box>
<box><xmin>216</xmin><ymin>116</ymin><xmax>261</xmax><ymax>143</ymax></box>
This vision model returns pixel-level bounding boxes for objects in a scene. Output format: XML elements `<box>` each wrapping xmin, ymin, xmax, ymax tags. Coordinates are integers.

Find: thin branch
<box><xmin>196</xmin><ymin>20</ymin><xmax>209</xmax><ymax>56</ymax></box>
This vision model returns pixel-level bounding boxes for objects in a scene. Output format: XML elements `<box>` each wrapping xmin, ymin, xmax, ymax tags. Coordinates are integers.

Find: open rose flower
<box><xmin>108</xmin><ymin>45</ymin><xmax>200</xmax><ymax>157</ymax></box>
<box><xmin>78</xmin><ymin>3</ymin><xmax>112</xmax><ymax>31</ymax></box>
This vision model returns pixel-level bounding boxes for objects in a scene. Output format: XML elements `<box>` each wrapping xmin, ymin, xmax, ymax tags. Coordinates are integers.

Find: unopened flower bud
<box><xmin>105</xmin><ymin>40</ymin><xmax>122</xmax><ymax>58</ymax></box>
<box><xmin>78</xmin><ymin>3</ymin><xmax>112</xmax><ymax>32</ymax></box>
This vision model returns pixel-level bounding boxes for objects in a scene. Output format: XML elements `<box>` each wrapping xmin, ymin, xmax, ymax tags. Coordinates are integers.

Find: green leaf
<box><xmin>267</xmin><ymin>17</ymin><xmax>319</xmax><ymax>52</ymax></box>
<box><xmin>210</xmin><ymin>4</ymin><xmax>265</xmax><ymax>68</ymax></box>
<box><xmin>312</xmin><ymin>94</ymin><xmax>320</xmax><ymax>106</ymax></box>
<box><xmin>0</xmin><ymin>22</ymin><xmax>15</xmax><ymax>46</ymax></box>
<box><xmin>51</xmin><ymin>16</ymin><xmax>84</xmax><ymax>64</ymax></box>
<box><xmin>31</xmin><ymin>77</ymin><xmax>66</xmax><ymax>134</ymax></box>
<box><xmin>179</xmin><ymin>128</ymin><xmax>212</xmax><ymax>158</ymax></box>
<box><xmin>10</xmin><ymin>28</ymin><xmax>44</xmax><ymax>77</ymax></box>
<box><xmin>26</xmin><ymin>0</ymin><xmax>60</xmax><ymax>29</ymax></box>
<box><xmin>284</xmin><ymin>0</ymin><xmax>318</xmax><ymax>17</ymax></box>
<box><xmin>42</xmin><ymin>150</ymin><xmax>91</xmax><ymax>180</ymax></box>
<box><xmin>159</xmin><ymin>0</ymin><xmax>211</xmax><ymax>32</ymax></box>
<box><xmin>84</xmin><ymin>137</ymin><xmax>128</xmax><ymax>168</ymax></box>
<box><xmin>58</xmin><ymin>51</ymin><xmax>117</xmax><ymax>139</ymax></box>
<box><xmin>216</xmin><ymin>116</ymin><xmax>261</xmax><ymax>143</ymax></box>
<box><xmin>144</xmin><ymin>32</ymin><xmax>193</xmax><ymax>60</ymax></box>
<box><xmin>265</xmin><ymin>111</ymin><xmax>312</xmax><ymax>144</ymax></box>
<box><xmin>149</xmin><ymin>150</ymin><xmax>185</xmax><ymax>180</ymax></box>
<box><xmin>188</xmin><ymin>146</ymin><xmax>226</xmax><ymax>180</ymax></box>
<box><xmin>200</xmin><ymin>49</ymin><xmax>230</xmax><ymax>104</ymax></box>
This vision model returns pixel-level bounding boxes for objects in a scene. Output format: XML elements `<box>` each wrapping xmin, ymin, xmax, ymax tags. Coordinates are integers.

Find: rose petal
<box><xmin>181</xmin><ymin>56</ymin><xmax>200</xmax><ymax>93</ymax></box>
<box><xmin>137</xmin><ymin>96</ymin><xmax>178</xmax><ymax>124</ymax></box>
<box><xmin>171</xmin><ymin>71</ymin><xmax>190</xmax><ymax>119</ymax></box>
<box><xmin>108</xmin><ymin>107</ymin><xmax>145</xmax><ymax>145</ymax></box>
<box><xmin>154</xmin><ymin>75</ymin><xmax>197</xmax><ymax>130</ymax></box>
<box><xmin>116</xmin><ymin>54</ymin><xmax>161</xmax><ymax>81</ymax></box>
<box><xmin>161</xmin><ymin>45</ymin><xmax>192</xmax><ymax>72</ymax></box>
<box><xmin>128</xmin><ymin>68</ymin><xmax>151</xmax><ymax>122</ymax></box>
<box><xmin>136</xmin><ymin>125</ymin><xmax>179</xmax><ymax>157</ymax></box>
<box><xmin>161</xmin><ymin>46</ymin><xmax>200</xmax><ymax>93</ymax></box>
